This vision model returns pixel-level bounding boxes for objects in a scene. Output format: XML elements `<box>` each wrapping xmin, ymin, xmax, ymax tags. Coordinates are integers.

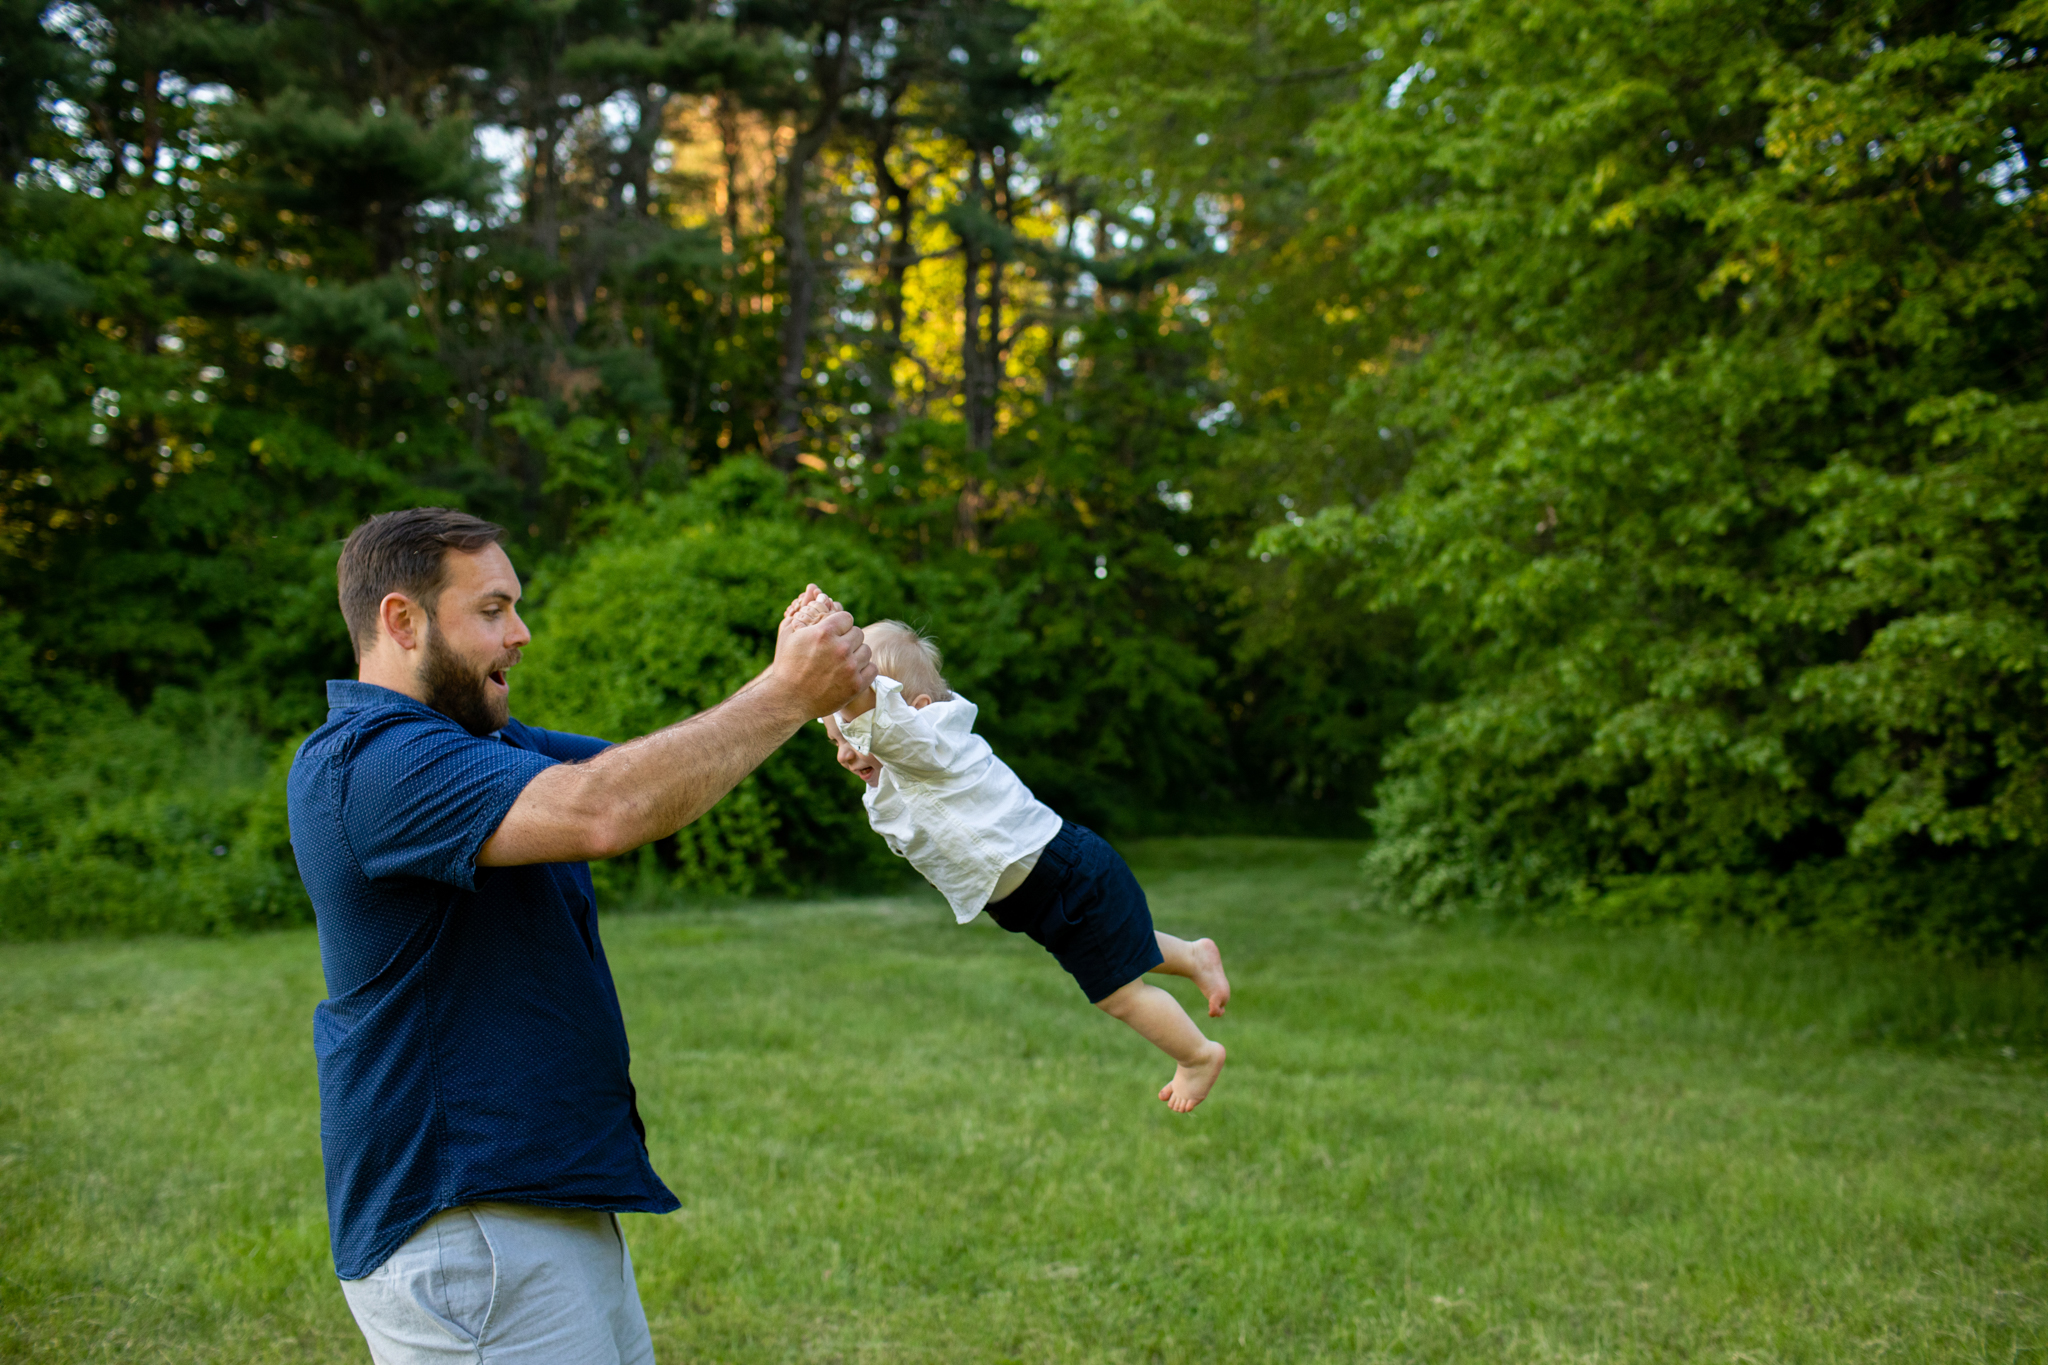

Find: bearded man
<box><xmin>287</xmin><ymin>507</ymin><xmax>872</xmax><ymax>1364</ymax></box>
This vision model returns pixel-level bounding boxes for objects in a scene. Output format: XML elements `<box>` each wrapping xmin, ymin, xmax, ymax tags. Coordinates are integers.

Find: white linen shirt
<box><xmin>837</xmin><ymin>675</ymin><xmax>1064</xmax><ymax>923</ymax></box>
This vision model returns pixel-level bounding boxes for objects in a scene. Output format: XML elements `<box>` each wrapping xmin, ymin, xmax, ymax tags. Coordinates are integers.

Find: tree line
<box><xmin>0</xmin><ymin>0</ymin><xmax>1395</xmax><ymax>935</ymax></box>
<box><xmin>3</xmin><ymin>0</ymin><xmax>2043</xmax><ymax>954</ymax></box>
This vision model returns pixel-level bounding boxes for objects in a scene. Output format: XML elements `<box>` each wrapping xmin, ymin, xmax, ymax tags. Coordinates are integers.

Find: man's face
<box><xmin>418</xmin><ymin>544</ymin><xmax>530</xmax><ymax>736</ymax></box>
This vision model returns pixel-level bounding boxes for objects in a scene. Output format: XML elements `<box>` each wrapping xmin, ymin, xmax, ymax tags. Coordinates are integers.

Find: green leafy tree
<box><xmin>1044</xmin><ymin>0</ymin><xmax>2048</xmax><ymax>950</ymax></box>
<box><xmin>3</xmin><ymin>0</ymin><xmax>1394</xmax><ymax>940</ymax></box>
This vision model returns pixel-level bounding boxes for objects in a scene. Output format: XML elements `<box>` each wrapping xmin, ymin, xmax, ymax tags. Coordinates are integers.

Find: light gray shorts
<box><xmin>340</xmin><ymin>1202</ymin><xmax>655</xmax><ymax>1365</ymax></box>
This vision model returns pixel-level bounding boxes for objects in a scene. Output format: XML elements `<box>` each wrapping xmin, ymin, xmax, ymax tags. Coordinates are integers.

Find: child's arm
<box><xmin>835</xmin><ymin>677</ymin><xmax>961</xmax><ymax>782</ymax></box>
<box><xmin>836</xmin><ymin>683</ymin><xmax>876</xmax><ymax>720</ymax></box>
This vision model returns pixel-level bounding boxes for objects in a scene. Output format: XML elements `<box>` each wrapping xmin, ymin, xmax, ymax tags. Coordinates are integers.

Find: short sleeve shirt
<box><xmin>288</xmin><ymin>680</ymin><xmax>678</xmax><ymax>1279</ymax></box>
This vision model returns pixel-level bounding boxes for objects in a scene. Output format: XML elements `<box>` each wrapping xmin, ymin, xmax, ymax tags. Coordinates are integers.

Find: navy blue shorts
<box><xmin>983</xmin><ymin>821</ymin><xmax>1164</xmax><ymax>1003</ymax></box>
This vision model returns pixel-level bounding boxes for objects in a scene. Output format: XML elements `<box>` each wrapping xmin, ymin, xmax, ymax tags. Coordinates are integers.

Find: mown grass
<box><xmin>1</xmin><ymin>838</ymin><xmax>2044</xmax><ymax>1363</ymax></box>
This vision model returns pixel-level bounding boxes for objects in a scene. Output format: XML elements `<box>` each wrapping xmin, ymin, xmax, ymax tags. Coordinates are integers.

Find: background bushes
<box><xmin>514</xmin><ymin>461</ymin><xmax>922</xmax><ymax>898</ymax></box>
<box><xmin>0</xmin><ymin>689</ymin><xmax>301</xmax><ymax>938</ymax></box>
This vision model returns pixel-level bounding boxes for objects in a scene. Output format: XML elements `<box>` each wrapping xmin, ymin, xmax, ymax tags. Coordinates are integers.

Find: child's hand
<box><xmin>822</xmin><ymin>714</ymin><xmax>881</xmax><ymax>787</ymax></box>
<box><xmin>780</xmin><ymin>583</ymin><xmax>841</xmax><ymax>637</ymax></box>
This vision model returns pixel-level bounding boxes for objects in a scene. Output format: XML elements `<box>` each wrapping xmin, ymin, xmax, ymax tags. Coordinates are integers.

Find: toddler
<box><xmin>786</xmin><ymin>585</ymin><xmax>1230</xmax><ymax>1112</ymax></box>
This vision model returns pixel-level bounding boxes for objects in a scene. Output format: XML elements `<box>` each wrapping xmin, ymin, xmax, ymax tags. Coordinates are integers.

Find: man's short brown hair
<box><xmin>337</xmin><ymin>507</ymin><xmax>507</xmax><ymax>660</ymax></box>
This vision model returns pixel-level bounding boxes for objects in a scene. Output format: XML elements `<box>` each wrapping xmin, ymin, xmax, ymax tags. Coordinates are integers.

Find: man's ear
<box><xmin>378</xmin><ymin>592</ymin><xmax>426</xmax><ymax>653</ymax></box>
<box><xmin>910</xmin><ymin>693</ymin><xmax>933</xmax><ymax>709</ymax></box>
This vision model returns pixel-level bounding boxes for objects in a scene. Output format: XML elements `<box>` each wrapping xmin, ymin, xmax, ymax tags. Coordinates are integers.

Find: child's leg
<box><xmin>1149</xmin><ymin>932</ymin><xmax>1231</xmax><ymax>1017</ymax></box>
<box><xmin>1096</xmin><ymin>979</ymin><xmax>1227</xmax><ymax>1113</ymax></box>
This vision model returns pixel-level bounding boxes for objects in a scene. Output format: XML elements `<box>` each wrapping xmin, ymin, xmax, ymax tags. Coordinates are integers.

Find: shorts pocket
<box><xmin>343</xmin><ymin>1206</ymin><xmax>496</xmax><ymax>1351</ymax></box>
<box><xmin>1053</xmin><ymin>836</ymin><xmax>1113</xmax><ymax>929</ymax></box>
<box><xmin>431</xmin><ymin>1209</ymin><xmax>498</xmax><ymax>1343</ymax></box>
<box><xmin>1044</xmin><ymin>873</ymin><xmax>1108</xmax><ymax>945</ymax></box>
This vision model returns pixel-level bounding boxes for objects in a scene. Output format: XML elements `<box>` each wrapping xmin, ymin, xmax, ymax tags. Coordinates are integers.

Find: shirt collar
<box><xmin>326</xmin><ymin>679</ymin><xmax>437</xmax><ymax>714</ymax></box>
<box><xmin>324</xmin><ymin>679</ymin><xmax>510</xmax><ymax>740</ymax></box>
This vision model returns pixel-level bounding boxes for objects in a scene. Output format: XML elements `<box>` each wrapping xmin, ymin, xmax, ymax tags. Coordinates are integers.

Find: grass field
<box><xmin>2</xmin><ymin>838</ymin><xmax>2045</xmax><ymax>1363</ymax></box>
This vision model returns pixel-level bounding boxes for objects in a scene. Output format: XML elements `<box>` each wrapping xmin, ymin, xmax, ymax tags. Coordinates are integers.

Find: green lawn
<box><xmin>2</xmin><ymin>838</ymin><xmax>2045</xmax><ymax>1363</ymax></box>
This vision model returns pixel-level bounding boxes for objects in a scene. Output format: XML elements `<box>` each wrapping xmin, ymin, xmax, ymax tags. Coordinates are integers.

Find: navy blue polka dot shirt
<box><xmin>289</xmin><ymin>680</ymin><xmax>678</xmax><ymax>1279</ymax></box>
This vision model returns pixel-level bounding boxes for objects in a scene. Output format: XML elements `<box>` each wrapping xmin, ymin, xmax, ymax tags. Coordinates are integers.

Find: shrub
<box><xmin>0</xmin><ymin>686</ymin><xmax>307</xmax><ymax>940</ymax></box>
<box><xmin>1236</xmin><ymin>0</ymin><xmax>2048</xmax><ymax>955</ymax></box>
<box><xmin>513</xmin><ymin>460</ymin><xmax>934</xmax><ymax>899</ymax></box>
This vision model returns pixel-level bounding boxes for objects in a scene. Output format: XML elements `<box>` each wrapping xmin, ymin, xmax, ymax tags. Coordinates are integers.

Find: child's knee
<box><xmin>1094</xmin><ymin>978</ymin><xmax>1148</xmax><ymax>1019</ymax></box>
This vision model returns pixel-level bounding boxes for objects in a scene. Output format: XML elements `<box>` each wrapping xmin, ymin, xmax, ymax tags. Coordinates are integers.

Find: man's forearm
<box><xmin>480</xmin><ymin>602</ymin><xmax>875</xmax><ymax>868</ymax></box>
<box><xmin>585</xmin><ymin>669</ymin><xmax>806</xmax><ymax>847</ymax></box>
<box><xmin>479</xmin><ymin>670</ymin><xmax>807</xmax><ymax>866</ymax></box>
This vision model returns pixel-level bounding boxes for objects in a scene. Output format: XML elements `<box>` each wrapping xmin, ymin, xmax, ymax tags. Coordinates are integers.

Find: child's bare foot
<box><xmin>1186</xmin><ymin>937</ymin><xmax>1231</xmax><ymax>1017</ymax></box>
<box><xmin>1158</xmin><ymin>1041</ymin><xmax>1226</xmax><ymax>1113</ymax></box>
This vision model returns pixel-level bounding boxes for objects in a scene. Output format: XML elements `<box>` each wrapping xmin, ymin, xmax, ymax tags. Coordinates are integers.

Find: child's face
<box><xmin>834</xmin><ymin>731</ymin><xmax>881</xmax><ymax>786</ymax></box>
<box><xmin>824</xmin><ymin>686</ymin><xmax>932</xmax><ymax>788</ymax></box>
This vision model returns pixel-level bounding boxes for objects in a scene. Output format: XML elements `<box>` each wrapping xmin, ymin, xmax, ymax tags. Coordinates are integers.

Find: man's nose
<box><xmin>505</xmin><ymin>608</ymin><xmax>532</xmax><ymax>648</ymax></box>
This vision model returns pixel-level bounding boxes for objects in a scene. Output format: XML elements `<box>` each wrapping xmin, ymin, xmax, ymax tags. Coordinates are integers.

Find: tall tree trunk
<box><xmin>139</xmin><ymin>70</ymin><xmax>160</xmax><ymax>184</ymax></box>
<box><xmin>611</xmin><ymin>85</ymin><xmax>663</xmax><ymax>221</ymax></box>
<box><xmin>771</xmin><ymin>31</ymin><xmax>852</xmax><ymax>468</ymax></box>
<box><xmin>1044</xmin><ymin>185</ymin><xmax>1083</xmax><ymax>404</ymax></box>
<box><xmin>717</xmin><ymin>94</ymin><xmax>743</xmax><ymax>259</ymax></box>
<box><xmin>955</xmin><ymin>156</ymin><xmax>989</xmax><ymax>549</ymax></box>
<box><xmin>92</xmin><ymin>94</ymin><xmax>121</xmax><ymax>193</ymax></box>
<box><xmin>531</xmin><ymin>94</ymin><xmax>565</xmax><ymax>341</ymax></box>
<box><xmin>959</xmin><ymin>156</ymin><xmax>988</xmax><ymax>454</ymax></box>
<box><xmin>535</xmin><ymin>122</ymin><xmax>570</xmax><ymax>338</ymax></box>
<box><xmin>979</xmin><ymin>147</ymin><xmax>1010</xmax><ymax>455</ymax></box>
<box><xmin>772</xmin><ymin>136</ymin><xmax>821</xmax><ymax>465</ymax></box>
<box><xmin>869</xmin><ymin>114</ymin><xmax>915</xmax><ymax>447</ymax></box>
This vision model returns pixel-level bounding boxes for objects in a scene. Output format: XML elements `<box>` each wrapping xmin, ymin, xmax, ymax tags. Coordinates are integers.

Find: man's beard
<box><xmin>420</xmin><ymin>628</ymin><xmax>515</xmax><ymax>737</ymax></box>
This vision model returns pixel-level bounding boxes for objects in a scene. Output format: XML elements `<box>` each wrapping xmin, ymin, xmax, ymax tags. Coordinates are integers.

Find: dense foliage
<box><xmin>1037</xmin><ymin>0</ymin><xmax>2048</xmax><ymax>952</ymax></box>
<box><xmin>6</xmin><ymin>0</ymin><xmax>2043</xmax><ymax>954</ymax></box>
<box><xmin>1</xmin><ymin>0</ymin><xmax>1389</xmax><ymax>936</ymax></box>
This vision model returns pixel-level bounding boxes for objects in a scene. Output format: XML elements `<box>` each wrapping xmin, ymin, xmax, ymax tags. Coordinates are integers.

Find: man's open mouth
<box><xmin>489</xmin><ymin>669</ymin><xmax>508</xmax><ymax>689</ymax></box>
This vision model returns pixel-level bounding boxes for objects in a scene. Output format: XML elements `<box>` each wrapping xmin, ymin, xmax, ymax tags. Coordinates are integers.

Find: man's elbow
<box><xmin>582</xmin><ymin>814</ymin><xmax>642</xmax><ymax>862</ymax></box>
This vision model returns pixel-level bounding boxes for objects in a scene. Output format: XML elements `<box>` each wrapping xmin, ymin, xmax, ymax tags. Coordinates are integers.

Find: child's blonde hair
<box><xmin>864</xmin><ymin>620</ymin><xmax>951</xmax><ymax>702</ymax></box>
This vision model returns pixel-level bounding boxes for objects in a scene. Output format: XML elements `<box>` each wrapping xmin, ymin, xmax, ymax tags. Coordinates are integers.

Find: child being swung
<box><xmin>787</xmin><ymin>585</ymin><xmax>1229</xmax><ymax>1112</ymax></box>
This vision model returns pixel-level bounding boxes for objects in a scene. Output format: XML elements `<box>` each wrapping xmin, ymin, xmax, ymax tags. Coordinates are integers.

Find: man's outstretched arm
<box><xmin>478</xmin><ymin>608</ymin><xmax>873</xmax><ymax>867</ymax></box>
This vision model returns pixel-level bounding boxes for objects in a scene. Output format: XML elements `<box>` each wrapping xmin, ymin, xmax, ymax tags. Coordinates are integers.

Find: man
<box><xmin>287</xmin><ymin>507</ymin><xmax>872</xmax><ymax>1364</ymax></box>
